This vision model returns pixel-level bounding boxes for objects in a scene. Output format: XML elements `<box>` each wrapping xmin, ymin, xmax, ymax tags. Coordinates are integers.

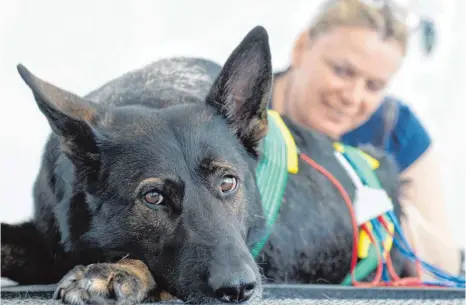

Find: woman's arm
<box><xmin>376</xmin><ymin>99</ymin><xmax>462</xmax><ymax>279</ymax></box>
<box><xmin>399</xmin><ymin>144</ymin><xmax>461</xmax><ymax>278</ymax></box>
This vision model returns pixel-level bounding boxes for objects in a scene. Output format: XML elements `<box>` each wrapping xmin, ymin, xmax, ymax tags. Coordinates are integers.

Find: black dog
<box><xmin>1</xmin><ymin>26</ymin><xmax>405</xmax><ymax>304</ymax></box>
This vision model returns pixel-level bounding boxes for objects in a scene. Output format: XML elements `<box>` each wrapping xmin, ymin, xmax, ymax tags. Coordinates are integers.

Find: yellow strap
<box><xmin>358</xmin><ymin>220</ymin><xmax>394</xmax><ymax>259</ymax></box>
<box><xmin>267</xmin><ymin>110</ymin><xmax>299</xmax><ymax>174</ymax></box>
<box><xmin>359</xmin><ymin>151</ymin><xmax>380</xmax><ymax>170</ymax></box>
<box><xmin>358</xmin><ymin>223</ymin><xmax>372</xmax><ymax>259</ymax></box>
<box><xmin>333</xmin><ymin>142</ymin><xmax>345</xmax><ymax>153</ymax></box>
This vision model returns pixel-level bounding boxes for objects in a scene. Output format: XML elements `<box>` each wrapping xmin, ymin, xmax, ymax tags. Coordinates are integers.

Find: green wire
<box><xmin>341</xmin><ymin>245</ymin><xmax>379</xmax><ymax>285</ymax></box>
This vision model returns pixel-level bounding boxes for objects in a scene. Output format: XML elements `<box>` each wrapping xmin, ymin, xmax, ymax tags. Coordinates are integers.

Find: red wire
<box><xmin>378</xmin><ymin>216</ymin><xmax>422</xmax><ymax>277</ymax></box>
<box><xmin>298</xmin><ymin>153</ymin><xmax>359</xmax><ymax>276</ymax></box>
<box><xmin>352</xmin><ymin>224</ymin><xmax>383</xmax><ymax>287</ymax></box>
<box><xmin>299</xmin><ymin>153</ymin><xmax>382</xmax><ymax>287</ymax></box>
<box><xmin>298</xmin><ymin>152</ymin><xmax>440</xmax><ymax>288</ymax></box>
<box><xmin>377</xmin><ymin>216</ymin><xmax>432</xmax><ymax>287</ymax></box>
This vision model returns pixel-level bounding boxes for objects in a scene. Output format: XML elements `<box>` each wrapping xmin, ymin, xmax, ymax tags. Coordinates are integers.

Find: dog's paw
<box><xmin>53</xmin><ymin>260</ymin><xmax>156</xmax><ymax>305</ymax></box>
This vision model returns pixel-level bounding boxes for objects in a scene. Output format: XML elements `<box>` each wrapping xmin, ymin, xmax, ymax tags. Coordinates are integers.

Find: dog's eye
<box><xmin>143</xmin><ymin>191</ymin><xmax>164</xmax><ymax>206</ymax></box>
<box><xmin>220</xmin><ymin>175</ymin><xmax>238</xmax><ymax>193</ymax></box>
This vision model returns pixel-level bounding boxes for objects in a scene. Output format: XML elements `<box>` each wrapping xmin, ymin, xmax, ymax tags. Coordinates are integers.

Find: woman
<box><xmin>270</xmin><ymin>0</ymin><xmax>462</xmax><ymax>278</ymax></box>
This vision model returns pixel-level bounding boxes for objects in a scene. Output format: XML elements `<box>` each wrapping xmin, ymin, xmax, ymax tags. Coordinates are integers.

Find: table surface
<box><xmin>2</xmin><ymin>284</ymin><xmax>465</xmax><ymax>305</ymax></box>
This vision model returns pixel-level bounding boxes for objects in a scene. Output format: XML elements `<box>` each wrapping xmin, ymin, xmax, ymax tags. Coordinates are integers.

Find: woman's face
<box><xmin>289</xmin><ymin>26</ymin><xmax>404</xmax><ymax>139</ymax></box>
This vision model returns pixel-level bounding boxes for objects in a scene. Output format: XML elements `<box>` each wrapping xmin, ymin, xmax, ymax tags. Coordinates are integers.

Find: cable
<box><xmin>298</xmin><ymin>153</ymin><xmax>360</xmax><ymax>277</ymax></box>
<box><xmin>300</xmin><ymin>152</ymin><xmax>383</xmax><ymax>287</ymax></box>
<box><xmin>298</xmin><ymin>151</ymin><xmax>465</xmax><ymax>288</ymax></box>
<box><xmin>385</xmin><ymin>211</ymin><xmax>465</xmax><ymax>287</ymax></box>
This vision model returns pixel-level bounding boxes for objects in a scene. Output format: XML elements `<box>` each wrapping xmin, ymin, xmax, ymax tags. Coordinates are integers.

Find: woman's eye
<box><xmin>143</xmin><ymin>191</ymin><xmax>164</xmax><ymax>206</ymax></box>
<box><xmin>333</xmin><ymin>65</ymin><xmax>350</xmax><ymax>77</ymax></box>
<box><xmin>367</xmin><ymin>80</ymin><xmax>384</xmax><ymax>92</ymax></box>
<box><xmin>220</xmin><ymin>175</ymin><xmax>238</xmax><ymax>194</ymax></box>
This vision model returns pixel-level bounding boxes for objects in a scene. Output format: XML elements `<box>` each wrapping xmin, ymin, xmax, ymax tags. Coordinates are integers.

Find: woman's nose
<box><xmin>341</xmin><ymin>79</ymin><xmax>365</xmax><ymax>106</ymax></box>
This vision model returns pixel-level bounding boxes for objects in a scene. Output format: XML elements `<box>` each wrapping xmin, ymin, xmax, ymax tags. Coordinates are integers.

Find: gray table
<box><xmin>2</xmin><ymin>284</ymin><xmax>465</xmax><ymax>305</ymax></box>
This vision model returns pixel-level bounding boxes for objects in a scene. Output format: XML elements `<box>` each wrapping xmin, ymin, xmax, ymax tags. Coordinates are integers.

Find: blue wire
<box><xmin>370</xmin><ymin>219</ymin><xmax>391</xmax><ymax>282</ymax></box>
<box><xmin>341</xmin><ymin>150</ymin><xmax>465</xmax><ymax>288</ymax></box>
<box><xmin>422</xmin><ymin>281</ymin><xmax>459</xmax><ymax>288</ymax></box>
<box><xmin>386</xmin><ymin>211</ymin><xmax>465</xmax><ymax>287</ymax></box>
<box><xmin>392</xmin><ymin>238</ymin><xmax>464</xmax><ymax>285</ymax></box>
<box><xmin>387</xmin><ymin>211</ymin><xmax>462</xmax><ymax>281</ymax></box>
<box><xmin>370</xmin><ymin>220</ymin><xmax>384</xmax><ymax>253</ymax></box>
<box><xmin>387</xmin><ymin>212</ymin><xmax>461</xmax><ymax>282</ymax></box>
<box><xmin>394</xmin><ymin>239</ymin><xmax>465</xmax><ymax>286</ymax></box>
<box><xmin>382</xmin><ymin>264</ymin><xmax>390</xmax><ymax>282</ymax></box>
<box><xmin>372</xmin><ymin>211</ymin><xmax>464</xmax><ymax>287</ymax></box>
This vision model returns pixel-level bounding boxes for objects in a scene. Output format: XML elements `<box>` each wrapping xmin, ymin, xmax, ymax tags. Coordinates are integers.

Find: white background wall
<box><xmin>0</xmin><ymin>0</ymin><xmax>464</xmax><ymax>250</ymax></box>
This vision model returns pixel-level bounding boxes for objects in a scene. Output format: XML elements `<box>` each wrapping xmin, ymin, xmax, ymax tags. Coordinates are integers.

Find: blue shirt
<box><xmin>341</xmin><ymin>97</ymin><xmax>431</xmax><ymax>172</ymax></box>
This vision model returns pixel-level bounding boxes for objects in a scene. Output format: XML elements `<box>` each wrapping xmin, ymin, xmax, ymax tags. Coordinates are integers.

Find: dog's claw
<box><xmin>53</xmin><ymin>263</ymin><xmax>149</xmax><ymax>305</ymax></box>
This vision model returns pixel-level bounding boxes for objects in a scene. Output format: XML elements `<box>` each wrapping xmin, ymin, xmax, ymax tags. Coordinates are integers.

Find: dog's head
<box><xmin>18</xmin><ymin>26</ymin><xmax>272</xmax><ymax>303</ymax></box>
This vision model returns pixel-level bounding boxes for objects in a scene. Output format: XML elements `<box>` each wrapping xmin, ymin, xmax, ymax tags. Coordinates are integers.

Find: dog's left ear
<box><xmin>206</xmin><ymin>26</ymin><xmax>272</xmax><ymax>156</ymax></box>
<box><xmin>16</xmin><ymin>64</ymin><xmax>104</xmax><ymax>171</ymax></box>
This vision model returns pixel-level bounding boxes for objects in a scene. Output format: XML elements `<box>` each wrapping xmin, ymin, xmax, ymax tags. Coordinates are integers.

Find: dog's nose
<box><xmin>214</xmin><ymin>281</ymin><xmax>256</xmax><ymax>303</ymax></box>
<box><xmin>209</xmin><ymin>264</ymin><xmax>257</xmax><ymax>303</ymax></box>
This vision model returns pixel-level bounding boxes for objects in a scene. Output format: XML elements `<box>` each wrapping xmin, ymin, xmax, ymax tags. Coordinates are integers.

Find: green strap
<box><xmin>341</xmin><ymin>145</ymin><xmax>382</xmax><ymax>188</ymax></box>
<box><xmin>339</xmin><ymin>144</ymin><xmax>387</xmax><ymax>285</ymax></box>
<box><xmin>251</xmin><ymin>112</ymin><xmax>289</xmax><ymax>258</ymax></box>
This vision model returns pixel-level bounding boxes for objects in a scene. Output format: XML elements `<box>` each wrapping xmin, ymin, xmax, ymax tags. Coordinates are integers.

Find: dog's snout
<box><xmin>209</xmin><ymin>264</ymin><xmax>256</xmax><ymax>303</ymax></box>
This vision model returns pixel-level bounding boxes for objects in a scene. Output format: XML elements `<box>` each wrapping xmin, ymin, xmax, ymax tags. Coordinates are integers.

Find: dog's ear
<box><xmin>206</xmin><ymin>26</ymin><xmax>272</xmax><ymax>156</ymax></box>
<box><xmin>17</xmin><ymin>64</ymin><xmax>103</xmax><ymax>168</ymax></box>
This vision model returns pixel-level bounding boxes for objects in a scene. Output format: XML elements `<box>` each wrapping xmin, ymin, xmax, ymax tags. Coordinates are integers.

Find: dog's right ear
<box><xmin>17</xmin><ymin>64</ymin><xmax>103</xmax><ymax>167</ymax></box>
<box><xmin>206</xmin><ymin>26</ymin><xmax>272</xmax><ymax>157</ymax></box>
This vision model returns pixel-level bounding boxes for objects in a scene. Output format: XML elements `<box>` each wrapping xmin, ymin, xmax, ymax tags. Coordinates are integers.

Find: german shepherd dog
<box><xmin>1</xmin><ymin>26</ymin><xmax>405</xmax><ymax>304</ymax></box>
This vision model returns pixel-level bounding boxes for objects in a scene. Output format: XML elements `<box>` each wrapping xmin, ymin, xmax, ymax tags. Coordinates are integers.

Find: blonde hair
<box><xmin>308</xmin><ymin>0</ymin><xmax>409</xmax><ymax>54</ymax></box>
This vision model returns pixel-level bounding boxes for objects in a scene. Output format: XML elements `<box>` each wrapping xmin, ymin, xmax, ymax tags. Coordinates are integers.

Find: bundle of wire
<box><xmin>299</xmin><ymin>152</ymin><xmax>465</xmax><ymax>289</ymax></box>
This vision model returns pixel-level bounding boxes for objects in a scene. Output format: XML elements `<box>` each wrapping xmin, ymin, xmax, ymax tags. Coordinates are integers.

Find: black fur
<box><xmin>1</xmin><ymin>26</ymin><xmax>406</xmax><ymax>304</ymax></box>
